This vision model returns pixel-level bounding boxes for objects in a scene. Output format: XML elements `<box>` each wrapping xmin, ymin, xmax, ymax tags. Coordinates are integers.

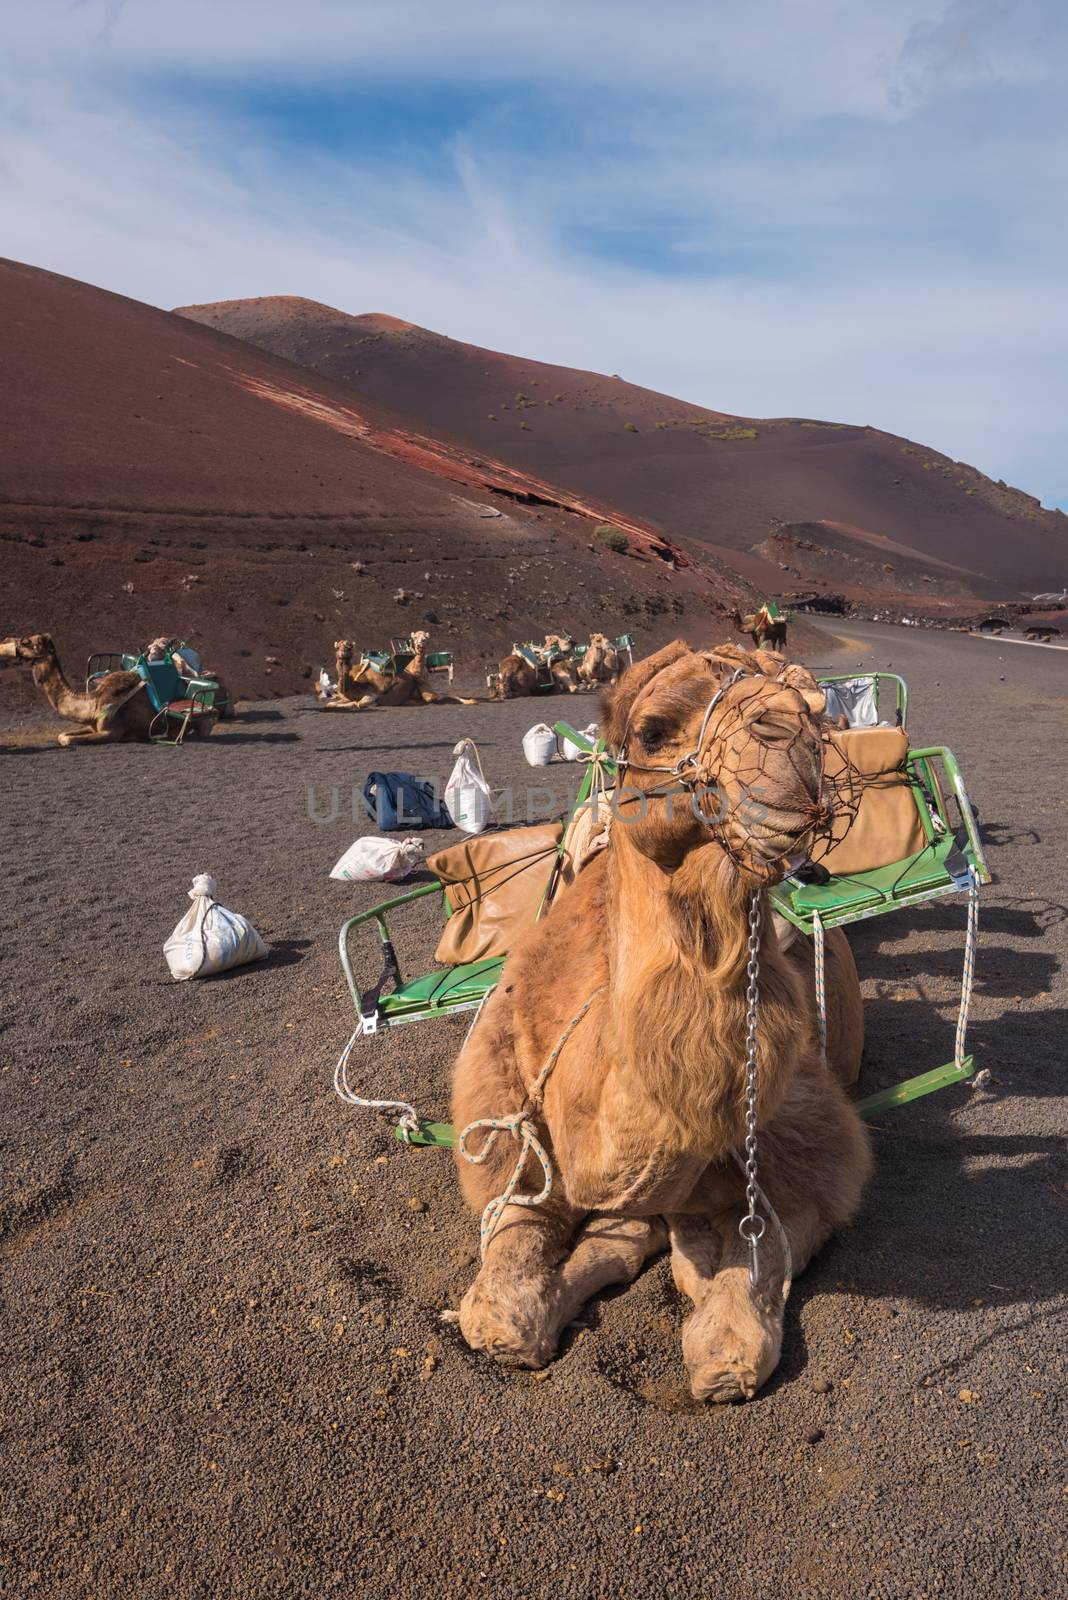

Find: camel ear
<box><xmin>601</xmin><ymin>639</ymin><xmax>692</xmax><ymax>747</ymax></box>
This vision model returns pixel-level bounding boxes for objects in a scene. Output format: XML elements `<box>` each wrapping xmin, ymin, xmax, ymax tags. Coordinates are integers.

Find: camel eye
<box><xmin>638</xmin><ymin>719</ymin><xmax>670</xmax><ymax>754</ymax></box>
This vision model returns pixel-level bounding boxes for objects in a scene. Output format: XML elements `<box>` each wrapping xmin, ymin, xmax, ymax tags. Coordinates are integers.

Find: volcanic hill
<box><xmin>0</xmin><ymin>259</ymin><xmax>753</xmax><ymax>710</ymax></box>
<box><xmin>177</xmin><ymin>295</ymin><xmax>1068</xmax><ymax>604</ymax></box>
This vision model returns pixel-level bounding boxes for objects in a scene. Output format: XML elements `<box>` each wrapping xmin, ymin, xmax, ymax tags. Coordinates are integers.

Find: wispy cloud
<box><xmin>3</xmin><ymin>0</ymin><xmax>1067</xmax><ymax>506</ymax></box>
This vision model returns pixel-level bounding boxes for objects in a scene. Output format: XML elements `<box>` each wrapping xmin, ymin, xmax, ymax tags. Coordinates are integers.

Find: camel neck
<box><xmin>602</xmin><ymin>830</ymin><xmax>780</xmax><ymax>1153</ymax></box>
<box><xmin>33</xmin><ymin>652</ymin><xmax>84</xmax><ymax>718</ymax></box>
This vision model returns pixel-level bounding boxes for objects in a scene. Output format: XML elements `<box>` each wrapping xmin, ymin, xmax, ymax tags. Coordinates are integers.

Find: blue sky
<box><xmin>4</xmin><ymin>1</ymin><xmax>1067</xmax><ymax>508</ymax></box>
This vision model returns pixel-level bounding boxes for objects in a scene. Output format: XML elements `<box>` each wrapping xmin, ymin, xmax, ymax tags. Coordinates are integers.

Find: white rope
<box><xmin>812</xmin><ymin>909</ymin><xmax>828</xmax><ymax>1066</ymax></box>
<box><xmin>459</xmin><ymin>988</ymin><xmax>603</xmax><ymax>1257</ymax></box>
<box><xmin>333</xmin><ymin>1029</ymin><xmax>421</xmax><ymax>1140</ymax></box>
<box><xmin>954</xmin><ymin>867</ymin><xmax>980</xmax><ymax>1065</ymax></box>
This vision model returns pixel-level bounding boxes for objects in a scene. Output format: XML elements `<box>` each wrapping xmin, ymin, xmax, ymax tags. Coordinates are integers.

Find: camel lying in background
<box><xmin>577</xmin><ymin>632</ymin><xmax>621</xmax><ymax>687</ymax></box>
<box><xmin>731</xmin><ymin>606</ymin><xmax>788</xmax><ymax>651</ymax></box>
<box><xmin>328</xmin><ymin>633</ymin><xmax>476</xmax><ymax>708</ymax></box>
<box><xmin>452</xmin><ymin>640</ymin><xmax>869</xmax><ymax>1401</ymax></box>
<box><xmin>0</xmin><ymin>632</ymin><xmax>205</xmax><ymax>745</ymax></box>
<box><xmin>491</xmin><ymin>633</ymin><xmax>580</xmax><ymax>699</ymax></box>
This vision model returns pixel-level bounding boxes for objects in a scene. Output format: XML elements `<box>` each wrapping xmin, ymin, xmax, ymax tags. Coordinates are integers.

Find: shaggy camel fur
<box><xmin>577</xmin><ymin>631</ymin><xmax>621</xmax><ymax>687</ymax></box>
<box><xmin>0</xmin><ymin>632</ymin><xmax>197</xmax><ymax>746</ymax></box>
<box><xmin>452</xmin><ymin>640</ymin><xmax>870</xmax><ymax>1401</ymax></box>
<box><xmin>328</xmin><ymin>635</ymin><xmax>476</xmax><ymax>708</ymax></box>
<box><xmin>491</xmin><ymin>634</ymin><xmax>580</xmax><ymax>699</ymax></box>
<box><xmin>731</xmin><ymin>607</ymin><xmax>788</xmax><ymax>652</ymax></box>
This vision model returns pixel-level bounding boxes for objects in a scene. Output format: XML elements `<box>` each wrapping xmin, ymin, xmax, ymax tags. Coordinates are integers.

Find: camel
<box><xmin>328</xmin><ymin>634</ymin><xmax>476</xmax><ymax>708</ymax></box>
<box><xmin>577</xmin><ymin>631</ymin><xmax>621</xmax><ymax>687</ymax></box>
<box><xmin>490</xmin><ymin>634</ymin><xmax>580</xmax><ymax>699</ymax></box>
<box><xmin>451</xmin><ymin>639</ymin><xmax>870</xmax><ymax>1402</ymax></box>
<box><xmin>731</xmin><ymin>605</ymin><xmax>788</xmax><ymax>651</ymax></box>
<box><xmin>0</xmin><ymin>632</ymin><xmax>212</xmax><ymax>745</ymax></box>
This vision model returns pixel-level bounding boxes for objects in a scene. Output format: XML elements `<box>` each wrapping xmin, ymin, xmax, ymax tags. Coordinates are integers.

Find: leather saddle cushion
<box><xmin>820</xmin><ymin>726</ymin><xmax>927</xmax><ymax>875</ymax></box>
<box><xmin>427</xmin><ymin>823</ymin><xmax>564</xmax><ymax>965</ymax></box>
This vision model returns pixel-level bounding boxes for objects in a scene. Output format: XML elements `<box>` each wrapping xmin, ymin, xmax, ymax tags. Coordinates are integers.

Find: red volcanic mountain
<box><xmin>176</xmin><ymin>295</ymin><xmax>1068</xmax><ymax>602</ymax></box>
<box><xmin>0</xmin><ymin>259</ymin><xmax>751</xmax><ymax>708</ymax></box>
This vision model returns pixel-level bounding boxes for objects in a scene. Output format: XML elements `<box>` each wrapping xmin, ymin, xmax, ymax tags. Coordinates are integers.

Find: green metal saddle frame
<box><xmin>338</xmin><ymin>715</ymin><xmax>989</xmax><ymax>1139</ymax></box>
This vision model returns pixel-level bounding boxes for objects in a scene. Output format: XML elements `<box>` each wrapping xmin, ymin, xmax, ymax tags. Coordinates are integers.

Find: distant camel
<box><xmin>0</xmin><ymin>632</ymin><xmax>213</xmax><ymax>746</ymax></box>
<box><xmin>491</xmin><ymin>634</ymin><xmax>579</xmax><ymax>700</ymax></box>
<box><xmin>577</xmin><ymin>632</ymin><xmax>621</xmax><ymax>687</ymax></box>
<box><xmin>975</xmin><ymin>617</ymin><xmax>1010</xmax><ymax>636</ymax></box>
<box><xmin>328</xmin><ymin>634</ymin><xmax>476</xmax><ymax>708</ymax></box>
<box><xmin>1024</xmin><ymin>625</ymin><xmax>1059</xmax><ymax>642</ymax></box>
<box><xmin>731</xmin><ymin>606</ymin><xmax>788</xmax><ymax>651</ymax></box>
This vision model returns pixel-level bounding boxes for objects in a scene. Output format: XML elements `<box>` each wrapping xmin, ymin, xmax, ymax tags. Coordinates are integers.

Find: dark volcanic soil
<box><xmin>1</xmin><ymin>623</ymin><xmax>1064</xmax><ymax>1598</ymax></box>
<box><xmin>177</xmin><ymin>296</ymin><xmax>1068</xmax><ymax>595</ymax></box>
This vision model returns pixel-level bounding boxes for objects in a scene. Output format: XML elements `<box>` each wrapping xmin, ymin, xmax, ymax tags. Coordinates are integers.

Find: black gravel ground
<box><xmin>1</xmin><ymin>622</ymin><xmax>1065</xmax><ymax>1599</ymax></box>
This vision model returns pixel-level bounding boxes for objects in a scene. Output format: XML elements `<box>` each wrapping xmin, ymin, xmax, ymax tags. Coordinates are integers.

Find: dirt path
<box><xmin>1</xmin><ymin>624</ymin><xmax>1064</xmax><ymax>1598</ymax></box>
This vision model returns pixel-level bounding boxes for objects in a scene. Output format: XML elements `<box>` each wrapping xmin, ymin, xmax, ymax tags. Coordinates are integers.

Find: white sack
<box><xmin>330</xmin><ymin>835</ymin><xmax>424</xmax><ymax>882</ymax></box>
<box><xmin>164</xmin><ymin>873</ymin><xmax>268</xmax><ymax>981</ymax></box>
<box><xmin>522</xmin><ymin>723</ymin><xmax>558</xmax><ymax>766</ymax></box>
<box><xmin>444</xmin><ymin>739</ymin><xmax>492</xmax><ymax>835</ymax></box>
<box><xmin>558</xmin><ymin>722</ymin><xmax>599</xmax><ymax>762</ymax></box>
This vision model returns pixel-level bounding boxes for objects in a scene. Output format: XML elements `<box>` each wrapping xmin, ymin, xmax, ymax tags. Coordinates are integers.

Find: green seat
<box><xmin>379</xmin><ymin>957</ymin><xmax>505</xmax><ymax>1023</ymax></box>
<box><xmin>772</xmin><ymin>833</ymin><xmax>980</xmax><ymax>932</ymax></box>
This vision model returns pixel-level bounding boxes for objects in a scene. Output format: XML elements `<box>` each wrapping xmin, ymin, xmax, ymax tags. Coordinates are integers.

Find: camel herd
<box><xmin>0</xmin><ymin>614</ymin><xmax>770</xmax><ymax>744</ymax></box>
<box><xmin>321</xmin><ymin>630</ymin><xmax>625</xmax><ymax>712</ymax></box>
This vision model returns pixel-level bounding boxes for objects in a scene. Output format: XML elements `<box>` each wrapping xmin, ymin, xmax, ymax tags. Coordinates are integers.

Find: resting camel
<box><xmin>328</xmin><ymin>634</ymin><xmax>476</xmax><ymax>708</ymax></box>
<box><xmin>0</xmin><ymin>632</ymin><xmax>206</xmax><ymax>745</ymax></box>
<box><xmin>731</xmin><ymin>606</ymin><xmax>788</xmax><ymax>651</ymax></box>
<box><xmin>491</xmin><ymin>634</ymin><xmax>580</xmax><ymax>699</ymax></box>
<box><xmin>577</xmin><ymin>632</ymin><xmax>621</xmax><ymax>687</ymax></box>
<box><xmin>452</xmin><ymin>639</ymin><xmax>870</xmax><ymax>1401</ymax></box>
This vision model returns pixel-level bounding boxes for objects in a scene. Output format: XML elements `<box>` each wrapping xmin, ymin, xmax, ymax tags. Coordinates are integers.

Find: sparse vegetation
<box><xmin>624</xmin><ymin>422</ymin><xmax>639</xmax><ymax>433</ymax></box>
<box><xmin>594</xmin><ymin>523</ymin><xmax>629</xmax><ymax>553</ymax></box>
<box><xmin>706</xmin><ymin>426</ymin><xmax>758</xmax><ymax>441</ymax></box>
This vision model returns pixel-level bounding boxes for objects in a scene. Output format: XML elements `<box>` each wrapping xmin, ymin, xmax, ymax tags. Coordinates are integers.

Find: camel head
<box><xmin>409</xmin><ymin>630</ymin><xmax>430</xmax><ymax>651</ymax></box>
<box><xmin>603</xmin><ymin>640</ymin><xmax>837</xmax><ymax>884</ymax></box>
<box><xmin>334</xmin><ymin>639</ymin><xmax>354</xmax><ymax>667</ymax></box>
<box><xmin>0</xmin><ymin>633</ymin><xmax>55</xmax><ymax>667</ymax></box>
<box><xmin>588</xmin><ymin>632</ymin><xmax>610</xmax><ymax>648</ymax></box>
<box><xmin>543</xmin><ymin>633</ymin><xmax>575</xmax><ymax>655</ymax></box>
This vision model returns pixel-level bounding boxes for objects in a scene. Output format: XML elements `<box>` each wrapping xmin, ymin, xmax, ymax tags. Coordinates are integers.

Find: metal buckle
<box><xmin>360</xmin><ymin>1011</ymin><xmax>380</xmax><ymax>1036</ymax></box>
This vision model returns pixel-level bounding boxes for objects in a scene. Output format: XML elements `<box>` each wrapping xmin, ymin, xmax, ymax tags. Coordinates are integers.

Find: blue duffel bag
<box><xmin>363</xmin><ymin>771</ymin><xmax>451</xmax><ymax>831</ymax></box>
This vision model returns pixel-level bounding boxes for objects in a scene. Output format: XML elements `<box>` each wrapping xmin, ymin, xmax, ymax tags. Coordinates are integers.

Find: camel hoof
<box><xmin>57</xmin><ymin>732</ymin><xmax>73</xmax><ymax>747</ymax></box>
<box><xmin>459</xmin><ymin>1281</ymin><xmax>555</xmax><ymax>1369</ymax></box>
<box><xmin>688</xmin><ymin>1358</ymin><xmax>761</xmax><ymax>1404</ymax></box>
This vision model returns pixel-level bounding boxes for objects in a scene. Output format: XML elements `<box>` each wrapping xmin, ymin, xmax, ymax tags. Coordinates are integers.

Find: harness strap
<box><xmin>459</xmin><ymin>988</ymin><xmax>604</xmax><ymax>1256</ymax></box>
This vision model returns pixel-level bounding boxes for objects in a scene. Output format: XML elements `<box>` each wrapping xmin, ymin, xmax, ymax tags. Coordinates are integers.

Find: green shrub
<box><xmin>594</xmin><ymin>524</ymin><xmax>629</xmax><ymax>553</ymax></box>
<box><xmin>706</xmin><ymin>426</ymin><xmax>758</xmax><ymax>441</ymax></box>
<box><xmin>624</xmin><ymin>422</ymin><xmax>639</xmax><ymax>433</ymax></box>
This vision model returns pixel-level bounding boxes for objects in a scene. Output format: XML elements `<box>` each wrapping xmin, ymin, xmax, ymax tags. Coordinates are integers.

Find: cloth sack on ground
<box><xmin>443</xmin><ymin>739</ymin><xmax>492</xmax><ymax>835</ymax></box>
<box><xmin>363</xmin><ymin>771</ymin><xmax>451</xmax><ymax>831</ymax></box>
<box><xmin>558</xmin><ymin>722</ymin><xmax>599</xmax><ymax>762</ymax></box>
<box><xmin>164</xmin><ymin>874</ymin><xmax>268</xmax><ymax>981</ymax></box>
<box><xmin>522</xmin><ymin>724</ymin><xmax>558</xmax><ymax>766</ymax></box>
<box><xmin>330</xmin><ymin>836</ymin><xmax>424</xmax><ymax>882</ymax></box>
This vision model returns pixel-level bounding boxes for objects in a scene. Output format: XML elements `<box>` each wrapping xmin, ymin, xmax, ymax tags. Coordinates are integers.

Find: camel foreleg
<box><xmin>57</xmin><ymin>723</ymin><xmax>125</xmax><ymax>747</ymax></box>
<box><xmin>670</xmin><ymin>1080</ymin><xmax>869</xmax><ymax>1402</ymax></box>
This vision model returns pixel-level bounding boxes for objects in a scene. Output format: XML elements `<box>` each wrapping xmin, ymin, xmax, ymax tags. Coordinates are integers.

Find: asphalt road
<box><xmin>1</xmin><ymin>621</ymin><xmax>1064</xmax><ymax>1598</ymax></box>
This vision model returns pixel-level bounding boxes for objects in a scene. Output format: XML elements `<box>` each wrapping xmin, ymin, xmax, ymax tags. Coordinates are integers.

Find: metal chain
<box><xmin>737</xmin><ymin>888</ymin><xmax>766</xmax><ymax>1287</ymax></box>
